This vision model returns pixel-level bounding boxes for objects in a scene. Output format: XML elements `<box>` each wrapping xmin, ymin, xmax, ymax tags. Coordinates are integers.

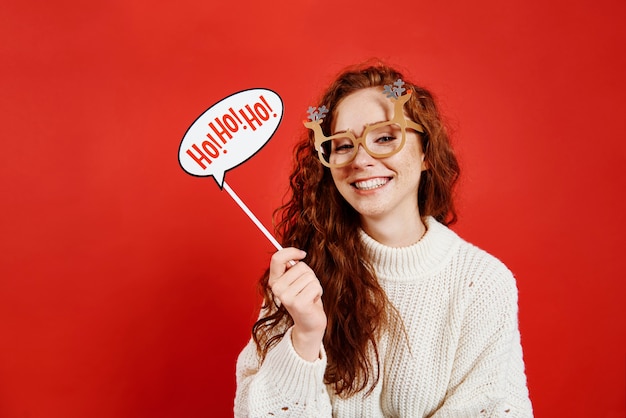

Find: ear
<box><xmin>421</xmin><ymin>155</ymin><xmax>429</xmax><ymax>171</ymax></box>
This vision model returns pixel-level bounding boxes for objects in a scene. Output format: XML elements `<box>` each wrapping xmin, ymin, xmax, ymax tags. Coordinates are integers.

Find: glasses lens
<box><xmin>365</xmin><ymin>123</ymin><xmax>404</xmax><ymax>156</ymax></box>
<box><xmin>318</xmin><ymin>123</ymin><xmax>406</xmax><ymax>167</ymax></box>
<box><xmin>319</xmin><ymin>135</ymin><xmax>356</xmax><ymax>166</ymax></box>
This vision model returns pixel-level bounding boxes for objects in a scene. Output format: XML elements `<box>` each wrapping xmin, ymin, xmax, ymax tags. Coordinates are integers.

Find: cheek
<box><xmin>390</xmin><ymin>144</ymin><xmax>424</xmax><ymax>173</ymax></box>
<box><xmin>404</xmin><ymin>141</ymin><xmax>426</xmax><ymax>171</ymax></box>
<box><xmin>329</xmin><ymin>169</ymin><xmax>346</xmax><ymax>195</ymax></box>
<box><xmin>330</xmin><ymin>168</ymin><xmax>347</xmax><ymax>184</ymax></box>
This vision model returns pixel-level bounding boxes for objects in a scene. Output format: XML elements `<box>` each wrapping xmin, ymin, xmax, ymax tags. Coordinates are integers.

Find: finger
<box><xmin>276</xmin><ymin>270</ymin><xmax>316</xmax><ymax>301</ymax></box>
<box><xmin>294</xmin><ymin>279</ymin><xmax>324</xmax><ymax>305</ymax></box>
<box><xmin>273</xmin><ymin>247</ymin><xmax>307</xmax><ymax>266</ymax></box>
<box><xmin>269</xmin><ymin>248</ymin><xmax>307</xmax><ymax>283</ymax></box>
<box><xmin>276</xmin><ymin>271</ymin><xmax>322</xmax><ymax>307</ymax></box>
<box><xmin>269</xmin><ymin>261</ymin><xmax>311</xmax><ymax>298</ymax></box>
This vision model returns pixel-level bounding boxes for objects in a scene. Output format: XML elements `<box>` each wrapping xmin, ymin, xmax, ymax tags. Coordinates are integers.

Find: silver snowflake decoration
<box><xmin>383</xmin><ymin>79</ymin><xmax>407</xmax><ymax>99</ymax></box>
<box><xmin>306</xmin><ymin>105</ymin><xmax>329</xmax><ymax>122</ymax></box>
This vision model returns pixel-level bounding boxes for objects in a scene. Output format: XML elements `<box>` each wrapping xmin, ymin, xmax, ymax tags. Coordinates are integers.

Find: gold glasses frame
<box><xmin>304</xmin><ymin>90</ymin><xmax>424</xmax><ymax>168</ymax></box>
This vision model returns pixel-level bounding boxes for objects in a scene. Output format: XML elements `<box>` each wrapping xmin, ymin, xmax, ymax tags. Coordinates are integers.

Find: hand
<box><xmin>269</xmin><ymin>247</ymin><xmax>327</xmax><ymax>361</ymax></box>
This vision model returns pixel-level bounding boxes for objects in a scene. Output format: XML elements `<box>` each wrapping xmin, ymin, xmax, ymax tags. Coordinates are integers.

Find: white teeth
<box><xmin>353</xmin><ymin>178</ymin><xmax>389</xmax><ymax>190</ymax></box>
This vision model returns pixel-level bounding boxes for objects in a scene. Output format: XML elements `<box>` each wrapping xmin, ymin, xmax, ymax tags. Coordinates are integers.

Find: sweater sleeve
<box><xmin>431</xmin><ymin>257</ymin><xmax>533</xmax><ymax>418</ymax></box>
<box><xmin>234</xmin><ymin>326</ymin><xmax>333</xmax><ymax>418</ymax></box>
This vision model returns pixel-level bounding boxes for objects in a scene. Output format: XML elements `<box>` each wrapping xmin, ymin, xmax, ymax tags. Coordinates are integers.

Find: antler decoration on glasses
<box><xmin>306</xmin><ymin>105</ymin><xmax>329</xmax><ymax>122</ymax></box>
<box><xmin>382</xmin><ymin>79</ymin><xmax>407</xmax><ymax>99</ymax></box>
<box><xmin>306</xmin><ymin>79</ymin><xmax>409</xmax><ymax>123</ymax></box>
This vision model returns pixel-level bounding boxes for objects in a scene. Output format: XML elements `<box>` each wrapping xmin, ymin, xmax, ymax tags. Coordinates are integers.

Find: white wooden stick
<box><xmin>222</xmin><ymin>181</ymin><xmax>283</xmax><ymax>251</ymax></box>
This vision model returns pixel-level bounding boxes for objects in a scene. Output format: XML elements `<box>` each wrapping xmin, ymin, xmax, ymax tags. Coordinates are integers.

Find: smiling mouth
<box><xmin>352</xmin><ymin>177</ymin><xmax>391</xmax><ymax>190</ymax></box>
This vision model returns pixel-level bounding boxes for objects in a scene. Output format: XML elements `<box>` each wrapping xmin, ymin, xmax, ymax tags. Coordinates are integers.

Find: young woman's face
<box><xmin>330</xmin><ymin>87</ymin><xmax>427</xmax><ymax>223</ymax></box>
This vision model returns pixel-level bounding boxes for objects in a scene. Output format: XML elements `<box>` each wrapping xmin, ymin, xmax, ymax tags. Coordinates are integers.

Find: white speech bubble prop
<box><xmin>178</xmin><ymin>88</ymin><xmax>283</xmax><ymax>187</ymax></box>
<box><xmin>178</xmin><ymin>89</ymin><xmax>289</xmax><ymax>256</ymax></box>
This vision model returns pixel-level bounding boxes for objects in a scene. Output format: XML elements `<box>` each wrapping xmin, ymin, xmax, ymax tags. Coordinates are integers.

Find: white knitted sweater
<box><xmin>235</xmin><ymin>217</ymin><xmax>533</xmax><ymax>417</ymax></box>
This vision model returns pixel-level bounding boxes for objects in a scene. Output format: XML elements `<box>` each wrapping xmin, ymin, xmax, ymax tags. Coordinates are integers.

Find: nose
<box><xmin>350</xmin><ymin>144</ymin><xmax>375</xmax><ymax>168</ymax></box>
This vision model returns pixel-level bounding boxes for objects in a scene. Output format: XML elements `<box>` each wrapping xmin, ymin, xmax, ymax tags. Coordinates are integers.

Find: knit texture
<box><xmin>235</xmin><ymin>217</ymin><xmax>533</xmax><ymax>417</ymax></box>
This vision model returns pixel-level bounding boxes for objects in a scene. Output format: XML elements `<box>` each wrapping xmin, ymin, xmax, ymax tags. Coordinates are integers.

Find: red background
<box><xmin>1</xmin><ymin>0</ymin><xmax>624</xmax><ymax>417</ymax></box>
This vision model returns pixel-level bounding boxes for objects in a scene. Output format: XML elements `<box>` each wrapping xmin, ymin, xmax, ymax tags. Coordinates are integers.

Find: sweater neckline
<box><xmin>359</xmin><ymin>216</ymin><xmax>460</xmax><ymax>280</ymax></box>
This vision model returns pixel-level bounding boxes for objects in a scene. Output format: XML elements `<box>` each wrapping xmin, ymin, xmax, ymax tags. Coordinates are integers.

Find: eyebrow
<box><xmin>331</xmin><ymin>119</ymin><xmax>390</xmax><ymax>136</ymax></box>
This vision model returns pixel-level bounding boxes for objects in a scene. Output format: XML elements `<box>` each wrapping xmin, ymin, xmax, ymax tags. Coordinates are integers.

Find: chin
<box><xmin>350</xmin><ymin>204</ymin><xmax>388</xmax><ymax>219</ymax></box>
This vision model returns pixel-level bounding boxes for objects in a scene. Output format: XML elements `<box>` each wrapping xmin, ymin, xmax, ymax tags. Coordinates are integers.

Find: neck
<box><xmin>360</xmin><ymin>213</ymin><xmax>426</xmax><ymax>248</ymax></box>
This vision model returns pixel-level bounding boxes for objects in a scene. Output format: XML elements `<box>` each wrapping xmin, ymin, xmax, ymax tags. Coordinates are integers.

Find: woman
<box><xmin>235</xmin><ymin>63</ymin><xmax>533</xmax><ymax>417</ymax></box>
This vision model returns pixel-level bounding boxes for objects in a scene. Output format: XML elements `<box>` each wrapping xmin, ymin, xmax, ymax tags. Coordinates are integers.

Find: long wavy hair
<box><xmin>252</xmin><ymin>62</ymin><xmax>460</xmax><ymax>397</ymax></box>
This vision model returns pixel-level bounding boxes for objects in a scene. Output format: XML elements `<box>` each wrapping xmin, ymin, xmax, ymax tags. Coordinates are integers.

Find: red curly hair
<box><xmin>252</xmin><ymin>62</ymin><xmax>460</xmax><ymax>397</ymax></box>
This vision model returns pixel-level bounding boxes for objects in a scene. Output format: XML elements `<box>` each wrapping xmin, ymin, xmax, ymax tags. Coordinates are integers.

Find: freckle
<box><xmin>469</xmin><ymin>281</ymin><xmax>474</xmax><ymax>287</ymax></box>
<box><xmin>505</xmin><ymin>409</ymin><xmax>511</xmax><ymax>413</ymax></box>
<box><xmin>282</xmin><ymin>407</ymin><xmax>289</xmax><ymax>411</ymax></box>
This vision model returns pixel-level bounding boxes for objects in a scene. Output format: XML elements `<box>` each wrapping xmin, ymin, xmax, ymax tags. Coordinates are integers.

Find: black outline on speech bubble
<box><xmin>178</xmin><ymin>88</ymin><xmax>284</xmax><ymax>189</ymax></box>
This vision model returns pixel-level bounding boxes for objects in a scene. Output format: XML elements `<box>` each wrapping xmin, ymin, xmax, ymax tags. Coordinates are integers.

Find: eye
<box><xmin>368</xmin><ymin>123</ymin><xmax>402</xmax><ymax>146</ymax></box>
<box><xmin>334</xmin><ymin>143</ymin><xmax>354</xmax><ymax>153</ymax></box>
<box><xmin>332</xmin><ymin>138</ymin><xmax>354</xmax><ymax>154</ymax></box>
<box><xmin>375</xmin><ymin>135</ymin><xmax>397</xmax><ymax>144</ymax></box>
